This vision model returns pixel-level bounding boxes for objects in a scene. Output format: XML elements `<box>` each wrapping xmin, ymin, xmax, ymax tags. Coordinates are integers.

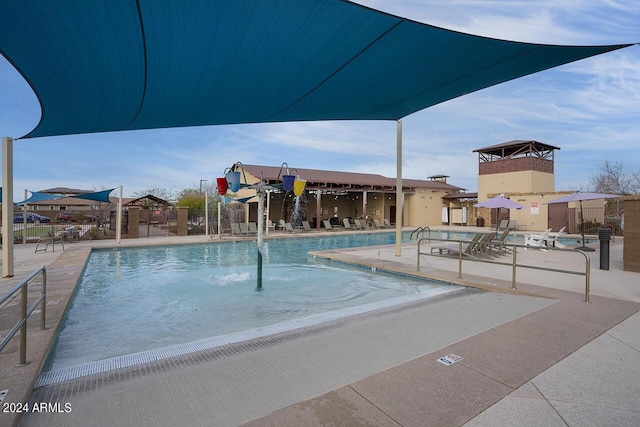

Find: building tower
<box><xmin>474</xmin><ymin>140</ymin><xmax>559</xmax><ymax>202</ymax></box>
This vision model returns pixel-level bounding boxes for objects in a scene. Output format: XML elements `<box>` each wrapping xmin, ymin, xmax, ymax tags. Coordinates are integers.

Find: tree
<box><xmin>132</xmin><ymin>187</ymin><xmax>175</xmax><ymax>201</ymax></box>
<box><xmin>175</xmin><ymin>188</ymin><xmax>204</xmax><ymax>210</ymax></box>
<box><xmin>590</xmin><ymin>160</ymin><xmax>640</xmax><ymax>195</ymax></box>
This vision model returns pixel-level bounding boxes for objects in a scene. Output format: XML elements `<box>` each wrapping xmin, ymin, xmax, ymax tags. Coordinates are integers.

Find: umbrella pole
<box><xmin>576</xmin><ymin>200</ymin><xmax>595</xmax><ymax>251</ymax></box>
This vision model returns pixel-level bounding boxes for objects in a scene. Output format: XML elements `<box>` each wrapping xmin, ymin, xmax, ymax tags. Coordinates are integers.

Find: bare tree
<box><xmin>590</xmin><ymin>160</ymin><xmax>640</xmax><ymax>195</ymax></box>
<box><xmin>132</xmin><ymin>187</ymin><xmax>176</xmax><ymax>202</ymax></box>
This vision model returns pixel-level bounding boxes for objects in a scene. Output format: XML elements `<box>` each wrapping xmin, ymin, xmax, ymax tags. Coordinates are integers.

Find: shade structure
<box><xmin>15</xmin><ymin>189</ymin><xmax>116</xmax><ymax>205</ymax></box>
<box><xmin>545</xmin><ymin>192</ymin><xmax>621</xmax><ymax>204</ymax></box>
<box><xmin>0</xmin><ymin>1</ymin><xmax>633</xmax><ymax>139</ymax></box>
<box><xmin>546</xmin><ymin>192</ymin><xmax>620</xmax><ymax>251</ymax></box>
<box><xmin>474</xmin><ymin>196</ymin><xmax>524</xmax><ymax>210</ymax></box>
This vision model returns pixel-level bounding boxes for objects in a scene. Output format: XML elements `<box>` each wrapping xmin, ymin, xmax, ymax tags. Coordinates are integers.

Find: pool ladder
<box><xmin>410</xmin><ymin>226</ymin><xmax>430</xmax><ymax>241</ymax></box>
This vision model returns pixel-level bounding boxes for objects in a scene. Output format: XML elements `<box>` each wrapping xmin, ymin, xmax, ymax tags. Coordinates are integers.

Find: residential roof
<box><xmin>241</xmin><ymin>164</ymin><xmax>463</xmax><ymax>192</ymax></box>
<box><xmin>0</xmin><ymin>2</ymin><xmax>630</xmax><ymax>139</ymax></box>
<box><xmin>39</xmin><ymin>187</ymin><xmax>92</xmax><ymax>195</ymax></box>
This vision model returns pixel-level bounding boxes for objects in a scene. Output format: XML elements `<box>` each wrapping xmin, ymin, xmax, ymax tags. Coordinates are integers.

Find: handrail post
<box><xmin>41</xmin><ymin>268</ymin><xmax>47</xmax><ymax>329</ymax></box>
<box><xmin>584</xmin><ymin>252</ymin><xmax>591</xmax><ymax>303</ymax></box>
<box><xmin>458</xmin><ymin>241</ymin><xmax>463</xmax><ymax>279</ymax></box>
<box><xmin>512</xmin><ymin>244</ymin><xmax>517</xmax><ymax>289</ymax></box>
<box><xmin>417</xmin><ymin>239</ymin><xmax>421</xmax><ymax>272</ymax></box>
<box><xmin>19</xmin><ymin>284</ymin><xmax>28</xmax><ymax>366</ymax></box>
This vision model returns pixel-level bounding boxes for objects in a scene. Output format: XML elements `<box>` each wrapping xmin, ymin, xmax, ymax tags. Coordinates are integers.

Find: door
<box><xmin>548</xmin><ymin>202</ymin><xmax>568</xmax><ymax>232</ymax></box>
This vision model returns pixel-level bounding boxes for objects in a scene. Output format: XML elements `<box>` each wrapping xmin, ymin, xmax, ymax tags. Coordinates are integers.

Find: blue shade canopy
<box><xmin>0</xmin><ymin>0</ymin><xmax>633</xmax><ymax>139</ymax></box>
<box><xmin>16</xmin><ymin>191</ymin><xmax>61</xmax><ymax>205</ymax></box>
<box><xmin>69</xmin><ymin>188</ymin><xmax>116</xmax><ymax>203</ymax></box>
<box><xmin>15</xmin><ymin>189</ymin><xmax>116</xmax><ymax>205</ymax></box>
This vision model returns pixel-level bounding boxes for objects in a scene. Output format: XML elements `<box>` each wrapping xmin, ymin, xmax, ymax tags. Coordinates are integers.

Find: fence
<box><xmin>568</xmin><ymin>207</ymin><xmax>623</xmax><ymax>236</ymax></box>
<box><xmin>7</xmin><ymin>222</ymin><xmax>106</xmax><ymax>244</ymax></box>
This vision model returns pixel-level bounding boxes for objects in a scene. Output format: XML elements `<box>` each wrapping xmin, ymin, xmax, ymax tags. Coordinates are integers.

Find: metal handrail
<box><xmin>0</xmin><ymin>266</ymin><xmax>47</xmax><ymax>365</ymax></box>
<box><xmin>417</xmin><ymin>237</ymin><xmax>592</xmax><ymax>303</ymax></box>
<box><xmin>410</xmin><ymin>226</ymin><xmax>430</xmax><ymax>240</ymax></box>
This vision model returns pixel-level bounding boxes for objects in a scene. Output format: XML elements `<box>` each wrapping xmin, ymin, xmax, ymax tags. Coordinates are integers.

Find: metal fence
<box><xmin>6</xmin><ymin>218</ymin><xmax>108</xmax><ymax>244</ymax></box>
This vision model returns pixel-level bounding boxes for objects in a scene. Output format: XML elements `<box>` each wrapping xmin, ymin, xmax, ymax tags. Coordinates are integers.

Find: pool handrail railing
<box><xmin>416</xmin><ymin>238</ymin><xmax>591</xmax><ymax>303</ymax></box>
<box><xmin>0</xmin><ymin>266</ymin><xmax>47</xmax><ymax>365</ymax></box>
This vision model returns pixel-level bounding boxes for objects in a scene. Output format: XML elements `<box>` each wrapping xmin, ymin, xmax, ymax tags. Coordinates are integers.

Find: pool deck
<box><xmin>1</xmin><ymin>226</ymin><xmax>639</xmax><ymax>426</ymax></box>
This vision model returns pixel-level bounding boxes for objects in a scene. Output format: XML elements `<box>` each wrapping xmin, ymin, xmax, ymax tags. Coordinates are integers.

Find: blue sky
<box><xmin>1</xmin><ymin>0</ymin><xmax>639</xmax><ymax>200</ymax></box>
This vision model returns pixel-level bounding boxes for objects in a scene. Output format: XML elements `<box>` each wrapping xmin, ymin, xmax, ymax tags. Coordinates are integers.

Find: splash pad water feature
<box><xmin>218</xmin><ymin>161</ymin><xmax>307</xmax><ymax>290</ymax></box>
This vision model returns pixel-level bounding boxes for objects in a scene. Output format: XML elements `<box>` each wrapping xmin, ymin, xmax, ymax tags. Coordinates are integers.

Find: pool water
<box><xmin>44</xmin><ymin>232</ymin><xmax>458</xmax><ymax>371</ymax></box>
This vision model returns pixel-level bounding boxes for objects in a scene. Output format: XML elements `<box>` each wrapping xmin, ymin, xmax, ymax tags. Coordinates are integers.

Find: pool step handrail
<box><xmin>416</xmin><ymin>237</ymin><xmax>591</xmax><ymax>303</ymax></box>
<box><xmin>0</xmin><ymin>266</ymin><xmax>47</xmax><ymax>365</ymax></box>
<box><xmin>410</xmin><ymin>226</ymin><xmax>430</xmax><ymax>241</ymax></box>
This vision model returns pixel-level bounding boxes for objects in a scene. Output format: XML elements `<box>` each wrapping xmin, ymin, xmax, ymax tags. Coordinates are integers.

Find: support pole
<box><xmin>362</xmin><ymin>190</ymin><xmax>367</xmax><ymax>223</ymax></box>
<box><xmin>217</xmin><ymin>201</ymin><xmax>222</xmax><ymax>239</ymax></box>
<box><xmin>395</xmin><ymin>120</ymin><xmax>402</xmax><ymax>257</ymax></box>
<box><xmin>116</xmin><ymin>185</ymin><xmax>123</xmax><ymax>244</ymax></box>
<box><xmin>256</xmin><ymin>186</ymin><xmax>265</xmax><ymax>291</ymax></box>
<box><xmin>205</xmin><ymin>191</ymin><xmax>209</xmax><ymax>236</ymax></box>
<box><xmin>22</xmin><ymin>189</ymin><xmax>27</xmax><ymax>245</ymax></box>
<box><xmin>2</xmin><ymin>136</ymin><xmax>15</xmax><ymax>277</ymax></box>
<box><xmin>265</xmin><ymin>190</ymin><xmax>271</xmax><ymax>236</ymax></box>
<box><xmin>316</xmin><ymin>190</ymin><xmax>322</xmax><ymax>230</ymax></box>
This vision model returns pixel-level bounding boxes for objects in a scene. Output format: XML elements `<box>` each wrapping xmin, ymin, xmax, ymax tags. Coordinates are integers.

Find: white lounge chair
<box><xmin>524</xmin><ymin>228</ymin><xmax>552</xmax><ymax>247</ymax></box>
<box><xmin>547</xmin><ymin>226</ymin><xmax>567</xmax><ymax>248</ymax></box>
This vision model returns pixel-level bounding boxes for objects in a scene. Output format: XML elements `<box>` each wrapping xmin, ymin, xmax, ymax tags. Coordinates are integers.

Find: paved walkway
<box><xmin>1</xmin><ymin>228</ymin><xmax>638</xmax><ymax>426</ymax></box>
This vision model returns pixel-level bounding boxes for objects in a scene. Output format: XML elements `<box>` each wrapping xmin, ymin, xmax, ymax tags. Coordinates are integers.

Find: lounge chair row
<box><xmin>430</xmin><ymin>230</ymin><xmax>511</xmax><ymax>258</ymax></box>
<box><xmin>496</xmin><ymin>219</ymin><xmax>518</xmax><ymax>231</ymax></box>
<box><xmin>322</xmin><ymin>218</ymin><xmax>394</xmax><ymax>231</ymax></box>
<box><xmin>231</xmin><ymin>222</ymin><xmax>258</xmax><ymax>236</ymax></box>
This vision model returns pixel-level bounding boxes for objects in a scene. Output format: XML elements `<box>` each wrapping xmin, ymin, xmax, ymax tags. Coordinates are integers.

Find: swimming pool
<box><xmin>43</xmin><ymin>232</ymin><xmax>459</xmax><ymax>373</ymax></box>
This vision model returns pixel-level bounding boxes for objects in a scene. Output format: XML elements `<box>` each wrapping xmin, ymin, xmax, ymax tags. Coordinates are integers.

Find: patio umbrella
<box><xmin>474</xmin><ymin>196</ymin><xmax>524</xmax><ymax>210</ymax></box>
<box><xmin>545</xmin><ymin>192</ymin><xmax>620</xmax><ymax>251</ymax></box>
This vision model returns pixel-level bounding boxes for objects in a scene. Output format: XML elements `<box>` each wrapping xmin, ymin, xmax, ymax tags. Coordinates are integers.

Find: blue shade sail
<box><xmin>0</xmin><ymin>0</ymin><xmax>633</xmax><ymax>139</ymax></box>
<box><xmin>16</xmin><ymin>189</ymin><xmax>116</xmax><ymax>205</ymax></box>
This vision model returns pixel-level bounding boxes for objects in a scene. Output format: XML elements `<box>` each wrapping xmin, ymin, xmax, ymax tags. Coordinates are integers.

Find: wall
<box><xmin>623</xmin><ymin>195</ymin><xmax>640</xmax><ymax>272</ymax></box>
<box><xmin>508</xmin><ymin>194</ymin><xmax>549</xmax><ymax>232</ymax></box>
<box><xmin>478</xmin><ymin>170</ymin><xmax>555</xmax><ymax>201</ymax></box>
<box><xmin>404</xmin><ymin>189</ymin><xmax>451</xmax><ymax>226</ymax></box>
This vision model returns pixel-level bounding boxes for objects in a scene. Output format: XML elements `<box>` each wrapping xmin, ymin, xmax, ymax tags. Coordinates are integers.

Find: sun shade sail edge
<box><xmin>0</xmin><ymin>0</ymin><xmax>634</xmax><ymax>139</ymax></box>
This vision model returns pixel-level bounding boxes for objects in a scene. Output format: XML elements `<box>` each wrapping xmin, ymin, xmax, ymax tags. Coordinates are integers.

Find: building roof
<box><xmin>442</xmin><ymin>192</ymin><xmax>478</xmax><ymax>200</ymax></box>
<box><xmin>124</xmin><ymin>195</ymin><xmax>173</xmax><ymax>207</ymax></box>
<box><xmin>241</xmin><ymin>164</ymin><xmax>463</xmax><ymax>192</ymax></box>
<box><xmin>39</xmin><ymin>187</ymin><xmax>92</xmax><ymax>195</ymax></box>
<box><xmin>473</xmin><ymin>140</ymin><xmax>561</xmax><ymax>156</ymax></box>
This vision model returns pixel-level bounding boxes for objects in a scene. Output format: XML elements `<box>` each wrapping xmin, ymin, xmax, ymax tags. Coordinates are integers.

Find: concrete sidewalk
<box><xmin>1</xmin><ymin>229</ymin><xmax>639</xmax><ymax>426</ymax></box>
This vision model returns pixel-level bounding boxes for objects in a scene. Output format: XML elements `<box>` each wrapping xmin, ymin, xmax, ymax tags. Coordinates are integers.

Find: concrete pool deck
<box><xmin>1</xmin><ymin>227</ymin><xmax>639</xmax><ymax>426</ymax></box>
